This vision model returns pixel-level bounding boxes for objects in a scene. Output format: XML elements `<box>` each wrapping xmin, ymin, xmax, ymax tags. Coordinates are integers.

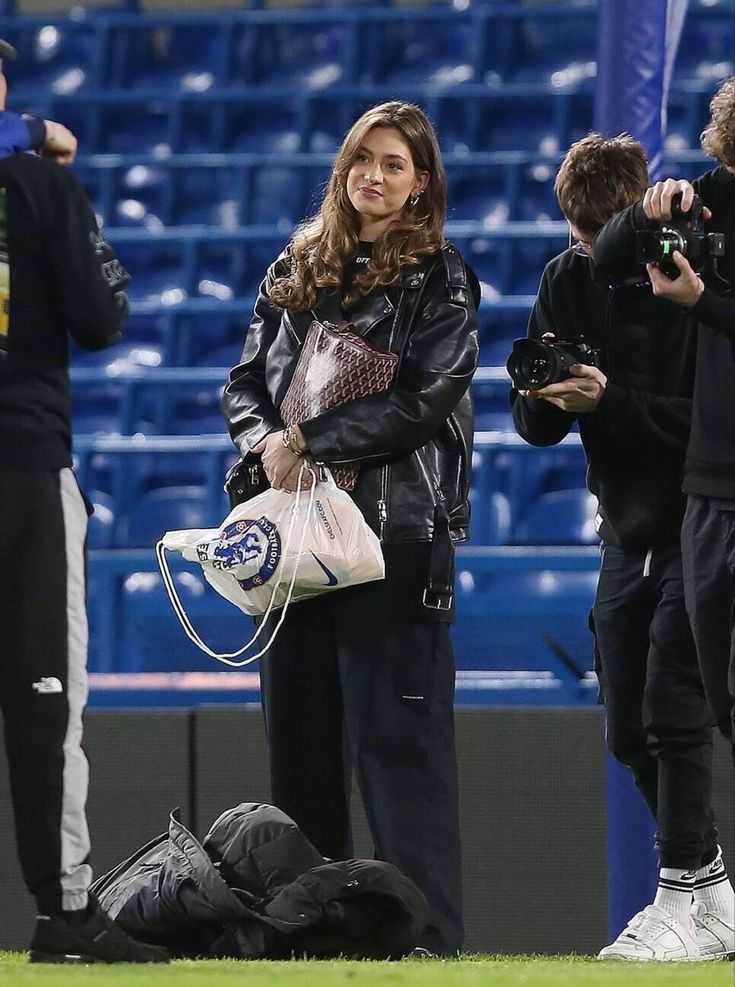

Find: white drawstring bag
<box><xmin>156</xmin><ymin>465</ymin><xmax>384</xmax><ymax>666</ymax></box>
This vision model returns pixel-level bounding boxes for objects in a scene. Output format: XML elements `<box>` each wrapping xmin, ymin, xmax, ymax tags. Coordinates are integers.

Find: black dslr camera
<box><xmin>635</xmin><ymin>192</ymin><xmax>724</xmax><ymax>278</ymax></box>
<box><xmin>507</xmin><ymin>337</ymin><xmax>601</xmax><ymax>391</ymax></box>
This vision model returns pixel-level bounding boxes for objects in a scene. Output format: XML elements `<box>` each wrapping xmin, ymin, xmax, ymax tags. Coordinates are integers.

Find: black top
<box><xmin>511</xmin><ymin>232</ymin><xmax>697</xmax><ymax>552</ymax></box>
<box><xmin>0</xmin><ymin>151</ymin><xmax>130</xmax><ymax>469</ymax></box>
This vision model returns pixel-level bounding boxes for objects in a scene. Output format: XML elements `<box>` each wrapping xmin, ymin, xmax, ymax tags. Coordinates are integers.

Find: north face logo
<box><xmin>32</xmin><ymin>677</ymin><xmax>63</xmax><ymax>695</ymax></box>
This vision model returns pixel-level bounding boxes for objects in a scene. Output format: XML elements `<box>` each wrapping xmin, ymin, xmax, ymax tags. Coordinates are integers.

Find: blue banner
<box><xmin>595</xmin><ymin>0</ymin><xmax>689</xmax><ymax>178</ymax></box>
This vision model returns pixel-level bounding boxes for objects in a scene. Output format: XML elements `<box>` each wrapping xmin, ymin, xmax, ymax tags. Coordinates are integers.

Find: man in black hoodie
<box><xmin>0</xmin><ymin>40</ymin><xmax>168</xmax><ymax>963</ymax></box>
<box><xmin>512</xmin><ymin>133</ymin><xmax>733</xmax><ymax>961</ymax></box>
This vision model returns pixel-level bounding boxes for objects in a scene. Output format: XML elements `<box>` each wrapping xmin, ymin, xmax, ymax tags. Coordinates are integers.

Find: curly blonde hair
<box><xmin>269</xmin><ymin>101</ymin><xmax>446</xmax><ymax>311</ymax></box>
<box><xmin>554</xmin><ymin>133</ymin><xmax>649</xmax><ymax>234</ymax></box>
<box><xmin>700</xmin><ymin>76</ymin><xmax>735</xmax><ymax>168</ymax></box>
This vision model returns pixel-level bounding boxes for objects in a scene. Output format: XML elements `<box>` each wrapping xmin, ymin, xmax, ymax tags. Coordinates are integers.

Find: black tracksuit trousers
<box><xmin>259</xmin><ymin>578</ymin><xmax>463</xmax><ymax>956</ymax></box>
<box><xmin>592</xmin><ymin>543</ymin><xmax>718</xmax><ymax>869</ymax></box>
<box><xmin>681</xmin><ymin>494</ymin><xmax>735</xmax><ymax>748</ymax></box>
<box><xmin>0</xmin><ymin>468</ymin><xmax>92</xmax><ymax>913</ymax></box>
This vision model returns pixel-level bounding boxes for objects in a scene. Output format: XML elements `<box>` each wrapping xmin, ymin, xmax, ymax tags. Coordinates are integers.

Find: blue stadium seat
<box><xmin>453</xmin><ymin>567</ymin><xmax>598</xmax><ymax>689</ymax></box>
<box><xmin>371</xmin><ymin>18</ymin><xmax>478</xmax><ymax>85</ymax></box>
<box><xmin>242</xmin><ymin>22</ymin><xmax>351</xmax><ymax>88</ymax></box>
<box><xmin>195</xmin><ymin>342</ymin><xmax>244</xmax><ymax>369</ymax></box>
<box><xmin>100</xmin><ymin>103</ymin><xmax>173</xmax><ymax>155</ymax></box>
<box><xmin>508</xmin><ymin>12</ymin><xmax>596</xmax><ymax>84</ymax></box>
<box><xmin>115</xmin><ymin>485</ymin><xmax>212</xmax><ymax>548</ymax></box>
<box><xmin>226</xmin><ymin>102</ymin><xmax>303</xmax><ymax>154</ymax></box>
<box><xmin>71</xmin><ymin>342</ymin><xmax>163</xmax><ymax>372</ymax></box>
<box><xmin>119</xmin><ymin>569</ymin><xmax>251</xmax><ymax>672</ymax></box>
<box><xmin>5</xmin><ymin>23</ymin><xmax>101</xmax><ymax>93</ymax></box>
<box><xmin>516</xmin><ymin>489</ymin><xmax>599</xmax><ymax>546</ymax></box>
<box><xmin>119</xmin><ymin>247</ymin><xmax>189</xmax><ymax>305</ymax></box>
<box><xmin>113</xmin><ymin>23</ymin><xmax>229</xmax><ymax>90</ymax></box>
<box><xmin>88</xmin><ymin>491</ymin><xmax>115</xmax><ymax>549</ymax></box>
<box><xmin>469</xmin><ymin>490</ymin><xmax>512</xmax><ymax>546</ymax></box>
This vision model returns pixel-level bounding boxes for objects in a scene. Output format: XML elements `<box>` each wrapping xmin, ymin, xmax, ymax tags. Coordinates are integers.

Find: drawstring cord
<box><xmin>155</xmin><ymin>461</ymin><xmax>317</xmax><ymax>666</ymax></box>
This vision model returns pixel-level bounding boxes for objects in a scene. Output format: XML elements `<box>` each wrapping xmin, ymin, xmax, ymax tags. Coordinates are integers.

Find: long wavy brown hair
<box><xmin>701</xmin><ymin>75</ymin><xmax>735</xmax><ymax>168</ymax></box>
<box><xmin>269</xmin><ymin>101</ymin><xmax>447</xmax><ymax>311</ymax></box>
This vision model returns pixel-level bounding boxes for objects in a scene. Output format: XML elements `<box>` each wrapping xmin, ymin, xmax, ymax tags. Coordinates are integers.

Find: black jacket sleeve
<box><xmin>591</xmin><ymin>381</ymin><xmax>692</xmax><ymax>456</ymax></box>
<box><xmin>509</xmin><ymin>265</ymin><xmax>577</xmax><ymax>447</ymax></box>
<box><xmin>48</xmin><ymin>166</ymin><xmax>130</xmax><ymax>350</ymax></box>
<box><xmin>300</xmin><ymin>262</ymin><xmax>479</xmax><ymax>463</ymax></box>
<box><xmin>592</xmin><ymin>201</ymin><xmax>656</xmax><ymax>284</ymax></box>
<box><xmin>222</xmin><ymin>254</ymin><xmax>290</xmax><ymax>455</ymax></box>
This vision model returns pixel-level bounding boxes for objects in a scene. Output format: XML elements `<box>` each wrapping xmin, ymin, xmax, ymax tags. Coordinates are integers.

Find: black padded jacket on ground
<box><xmin>221</xmin><ymin>243</ymin><xmax>480</xmax><ymax>545</ymax></box>
<box><xmin>0</xmin><ymin>151</ymin><xmax>130</xmax><ymax>470</ymax></box>
<box><xmin>91</xmin><ymin>802</ymin><xmax>428</xmax><ymax>959</ymax></box>
<box><xmin>510</xmin><ymin>238</ymin><xmax>697</xmax><ymax>552</ymax></box>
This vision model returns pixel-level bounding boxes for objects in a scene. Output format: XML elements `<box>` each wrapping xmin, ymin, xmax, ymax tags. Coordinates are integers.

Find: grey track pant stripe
<box><xmin>59</xmin><ymin>468</ymin><xmax>92</xmax><ymax>909</ymax></box>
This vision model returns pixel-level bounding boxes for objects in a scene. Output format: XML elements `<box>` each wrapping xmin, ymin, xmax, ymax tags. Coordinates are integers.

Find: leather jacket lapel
<box><xmin>347</xmin><ymin>291</ymin><xmax>395</xmax><ymax>337</ymax></box>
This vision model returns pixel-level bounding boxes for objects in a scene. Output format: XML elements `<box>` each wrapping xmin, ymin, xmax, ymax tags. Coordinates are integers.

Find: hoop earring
<box><xmin>410</xmin><ymin>191</ymin><xmax>422</xmax><ymax>207</ymax></box>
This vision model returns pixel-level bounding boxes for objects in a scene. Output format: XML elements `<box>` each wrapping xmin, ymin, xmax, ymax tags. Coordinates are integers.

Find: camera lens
<box><xmin>519</xmin><ymin>352</ymin><xmax>551</xmax><ymax>389</ymax></box>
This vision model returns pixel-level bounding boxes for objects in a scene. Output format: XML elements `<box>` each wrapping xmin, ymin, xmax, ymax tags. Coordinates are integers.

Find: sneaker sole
<box><xmin>30</xmin><ymin>951</ymin><xmax>97</xmax><ymax>964</ymax></box>
<box><xmin>30</xmin><ymin>950</ymin><xmax>167</xmax><ymax>964</ymax></box>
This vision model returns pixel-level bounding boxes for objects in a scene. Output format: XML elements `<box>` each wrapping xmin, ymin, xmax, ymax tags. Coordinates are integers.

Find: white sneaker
<box><xmin>691</xmin><ymin>900</ymin><xmax>735</xmax><ymax>960</ymax></box>
<box><xmin>597</xmin><ymin>904</ymin><xmax>701</xmax><ymax>961</ymax></box>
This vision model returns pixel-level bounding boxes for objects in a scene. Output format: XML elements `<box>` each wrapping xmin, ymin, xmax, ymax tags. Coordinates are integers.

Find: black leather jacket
<box><xmin>222</xmin><ymin>243</ymin><xmax>479</xmax><ymax>544</ymax></box>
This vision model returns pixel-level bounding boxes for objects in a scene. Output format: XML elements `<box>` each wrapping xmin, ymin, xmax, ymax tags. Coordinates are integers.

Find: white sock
<box><xmin>653</xmin><ymin>866</ymin><xmax>696</xmax><ymax>921</ymax></box>
<box><xmin>694</xmin><ymin>848</ymin><xmax>735</xmax><ymax>918</ymax></box>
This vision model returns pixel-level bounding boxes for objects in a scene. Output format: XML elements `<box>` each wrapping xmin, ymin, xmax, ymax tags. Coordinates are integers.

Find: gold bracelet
<box><xmin>282</xmin><ymin>426</ymin><xmax>303</xmax><ymax>457</ymax></box>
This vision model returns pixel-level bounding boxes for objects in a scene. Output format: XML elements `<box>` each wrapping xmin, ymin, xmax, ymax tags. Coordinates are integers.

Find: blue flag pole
<box><xmin>595</xmin><ymin>0</ymin><xmax>689</xmax><ymax>179</ymax></box>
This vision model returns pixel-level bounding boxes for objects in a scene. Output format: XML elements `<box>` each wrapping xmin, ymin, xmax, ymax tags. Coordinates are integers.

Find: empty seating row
<box><xmin>69</xmin><ymin>365</ymin><xmax>523</xmax><ymax>437</ymax></box>
<box><xmin>74</xmin><ymin>431</ymin><xmax>590</xmax><ymax>549</ymax></box>
<box><xmin>15</xmin><ymin>85</ymin><xmax>599</xmax><ymax>157</ymax></box>
<box><xmin>13</xmin><ymin>80</ymin><xmax>722</xmax><ymax>160</ymax></box>
<box><xmin>86</xmin><ymin>545</ymin><xmax>599</xmax><ymax>690</ymax></box>
<box><xmin>88</xmin><ymin>481</ymin><xmax>594</xmax><ymax>551</ymax></box>
<box><xmin>73</xmin><ymin>221</ymin><xmax>566</xmax><ymax>304</ymax></box>
<box><xmin>2</xmin><ymin>1</ymin><xmax>729</xmax><ymax>97</ymax></box>
<box><xmin>71</xmin><ymin>296</ymin><xmax>532</xmax><ymax>368</ymax></box>
<box><xmin>73</xmin><ymin>149</ymin><xmax>712</xmax><ymax>231</ymax></box>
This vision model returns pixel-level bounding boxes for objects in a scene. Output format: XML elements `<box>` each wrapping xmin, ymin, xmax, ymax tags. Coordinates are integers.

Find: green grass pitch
<box><xmin>0</xmin><ymin>954</ymin><xmax>731</xmax><ymax>986</ymax></box>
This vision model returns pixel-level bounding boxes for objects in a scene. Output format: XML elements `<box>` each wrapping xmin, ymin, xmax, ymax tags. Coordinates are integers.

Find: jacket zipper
<box><xmin>377</xmin><ymin>465</ymin><xmax>390</xmax><ymax>542</ymax></box>
<box><xmin>415</xmin><ymin>447</ymin><xmax>445</xmax><ymax>505</ymax></box>
<box><xmin>643</xmin><ymin>548</ymin><xmax>653</xmax><ymax>578</ymax></box>
<box><xmin>446</xmin><ymin>413</ymin><xmax>468</xmax><ymax>507</ymax></box>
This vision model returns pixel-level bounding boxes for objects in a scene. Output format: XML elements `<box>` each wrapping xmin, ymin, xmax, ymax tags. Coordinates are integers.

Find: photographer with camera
<box><xmin>511</xmin><ymin>133</ymin><xmax>733</xmax><ymax>961</ymax></box>
<box><xmin>594</xmin><ymin>77</ymin><xmax>735</xmax><ymax>763</ymax></box>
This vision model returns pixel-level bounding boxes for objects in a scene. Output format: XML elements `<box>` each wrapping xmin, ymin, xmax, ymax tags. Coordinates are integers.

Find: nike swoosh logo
<box><xmin>310</xmin><ymin>552</ymin><xmax>338</xmax><ymax>586</ymax></box>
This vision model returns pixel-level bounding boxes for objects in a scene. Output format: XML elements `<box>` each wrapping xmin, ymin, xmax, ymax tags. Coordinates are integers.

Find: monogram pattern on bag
<box><xmin>280</xmin><ymin>320</ymin><xmax>398</xmax><ymax>491</ymax></box>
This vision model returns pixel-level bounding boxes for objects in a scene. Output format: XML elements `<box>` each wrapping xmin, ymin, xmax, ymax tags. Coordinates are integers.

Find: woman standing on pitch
<box><xmin>222</xmin><ymin>101</ymin><xmax>479</xmax><ymax>955</ymax></box>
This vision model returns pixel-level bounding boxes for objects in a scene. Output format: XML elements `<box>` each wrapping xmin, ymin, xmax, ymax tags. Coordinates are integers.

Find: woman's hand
<box><xmin>255</xmin><ymin>428</ymin><xmax>313</xmax><ymax>491</ymax></box>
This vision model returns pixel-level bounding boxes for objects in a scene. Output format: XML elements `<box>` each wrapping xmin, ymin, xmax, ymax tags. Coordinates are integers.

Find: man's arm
<box><xmin>592</xmin><ymin>201</ymin><xmax>655</xmax><ymax>283</ymax></box>
<box><xmin>49</xmin><ymin>167</ymin><xmax>130</xmax><ymax>350</ymax></box>
<box><xmin>0</xmin><ymin>111</ymin><xmax>77</xmax><ymax>164</ymax></box>
<box><xmin>637</xmin><ymin>176</ymin><xmax>735</xmax><ymax>339</ymax></box>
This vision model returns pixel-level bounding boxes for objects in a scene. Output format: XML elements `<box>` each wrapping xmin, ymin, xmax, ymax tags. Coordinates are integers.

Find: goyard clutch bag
<box><xmin>279</xmin><ymin>320</ymin><xmax>399</xmax><ymax>490</ymax></box>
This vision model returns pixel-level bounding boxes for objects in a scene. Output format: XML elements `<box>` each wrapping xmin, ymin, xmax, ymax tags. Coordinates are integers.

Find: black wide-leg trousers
<box><xmin>259</xmin><ymin>579</ymin><xmax>463</xmax><ymax>955</ymax></box>
<box><xmin>592</xmin><ymin>543</ymin><xmax>718</xmax><ymax>869</ymax></box>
